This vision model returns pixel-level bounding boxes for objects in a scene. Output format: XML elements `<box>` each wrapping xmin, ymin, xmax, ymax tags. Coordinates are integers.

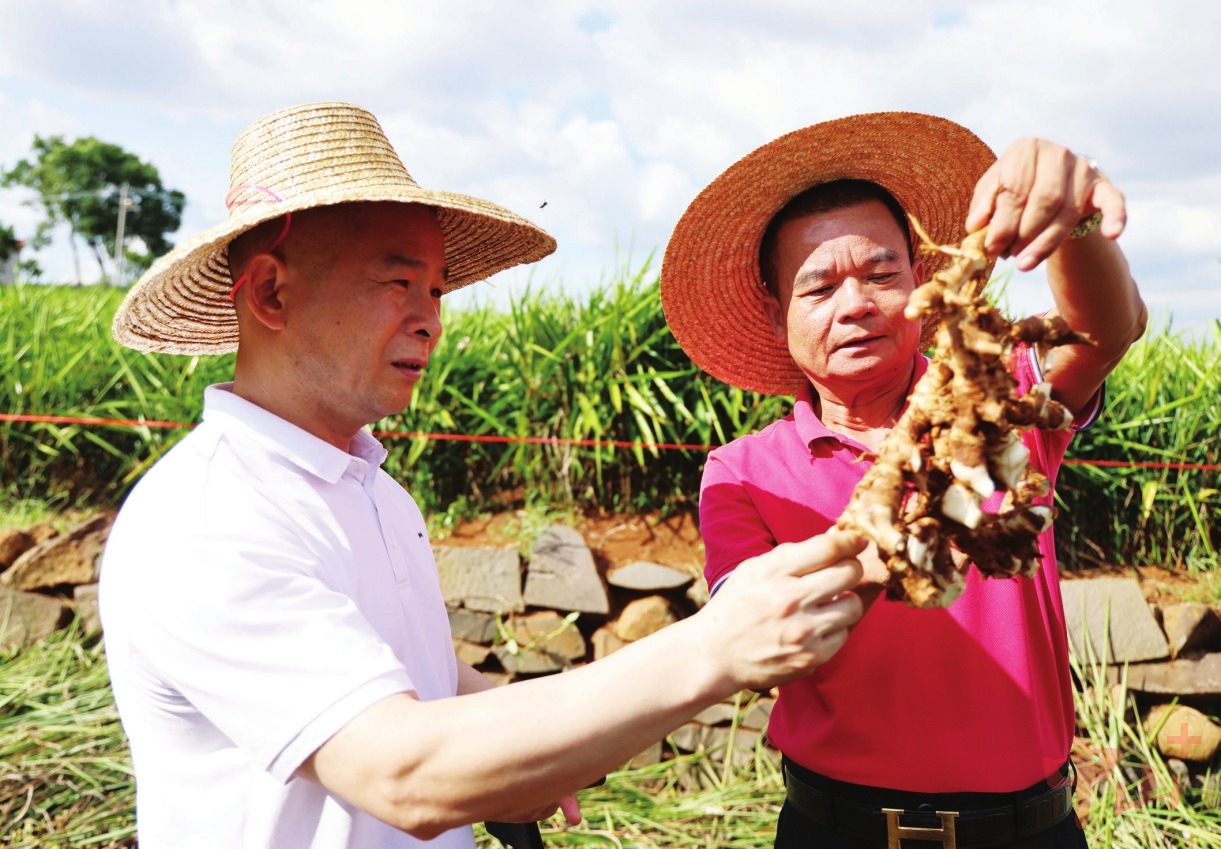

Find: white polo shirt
<box><xmin>100</xmin><ymin>384</ymin><xmax>473</xmax><ymax>849</ymax></box>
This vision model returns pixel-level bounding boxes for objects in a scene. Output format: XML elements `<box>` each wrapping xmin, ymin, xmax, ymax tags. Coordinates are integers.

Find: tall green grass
<box><xmin>0</xmin><ymin>284</ymin><xmax>230</xmax><ymax>505</ymax></box>
<box><xmin>1059</xmin><ymin>325</ymin><xmax>1221</xmax><ymax>571</ymax></box>
<box><xmin>1</xmin><ymin>278</ymin><xmax>1217</xmax><ymax>567</ymax></box>
<box><xmin>395</xmin><ymin>267</ymin><xmax>786</xmax><ymax>516</ymax></box>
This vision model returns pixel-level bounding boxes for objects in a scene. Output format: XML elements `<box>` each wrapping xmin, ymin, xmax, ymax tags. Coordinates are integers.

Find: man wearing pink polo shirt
<box><xmin>660</xmin><ymin>113</ymin><xmax>1146</xmax><ymax>848</ymax></box>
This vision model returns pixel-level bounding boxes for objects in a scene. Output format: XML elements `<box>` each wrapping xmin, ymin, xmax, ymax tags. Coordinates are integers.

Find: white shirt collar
<box><xmin>201</xmin><ymin>383</ymin><xmax>388</xmax><ymax>485</ymax></box>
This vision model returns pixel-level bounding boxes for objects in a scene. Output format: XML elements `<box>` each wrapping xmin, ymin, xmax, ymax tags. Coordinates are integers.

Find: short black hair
<box><xmin>758</xmin><ymin>180</ymin><xmax>912</xmax><ymax>294</ymax></box>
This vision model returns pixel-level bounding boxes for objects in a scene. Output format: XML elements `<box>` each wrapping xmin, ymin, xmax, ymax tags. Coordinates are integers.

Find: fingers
<box><xmin>703</xmin><ymin>529</ymin><xmax>868</xmax><ymax>689</ymax></box>
<box><xmin>767</xmin><ymin>529</ymin><xmax>867</xmax><ymax>579</ymax></box>
<box><xmin>559</xmin><ymin>795</ymin><xmax>582</xmax><ymax>826</ymax></box>
<box><xmin>725</xmin><ymin>530</ymin><xmax>863</xmax><ymax>611</ymax></box>
<box><xmin>774</xmin><ymin>589</ymin><xmax>862</xmax><ymax>680</ymax></box>
<box><xmin>964</xmin><ymin>139</ymin><xmax>1126</xmax><ymax>269</ymax></box>
<box><xmin>805</xmin><ymin>587</ymin><xmax>864</xmax><ymax>636</ymax></box>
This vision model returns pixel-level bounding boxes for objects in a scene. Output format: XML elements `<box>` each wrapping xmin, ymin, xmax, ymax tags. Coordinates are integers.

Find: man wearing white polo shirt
<box><xmin>100</xmin><ymin>101</ymin><xmax>866</xmax><ymax>849</ymax></box>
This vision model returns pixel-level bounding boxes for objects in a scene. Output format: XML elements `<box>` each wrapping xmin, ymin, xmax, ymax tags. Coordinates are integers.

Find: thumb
<box><xmin>1090</xmin><ymin>181</ymin><xmax>1127</xmax><ymax>239</ymax></box>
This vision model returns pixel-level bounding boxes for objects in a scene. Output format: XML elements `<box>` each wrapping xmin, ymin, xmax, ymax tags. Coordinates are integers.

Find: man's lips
<box><xmin>834</xmin><ymin>334</ymin><xmax>884</xmax><ymax>352</ymax></box>
<box><xmin>391</xmin><ymin>357</ymin><xmax>428</xmax><ymax>375</ymax></box>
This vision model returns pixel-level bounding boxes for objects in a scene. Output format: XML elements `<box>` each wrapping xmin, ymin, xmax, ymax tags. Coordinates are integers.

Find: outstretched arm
<box><xmin>966</xmin><ymin>139</ymin><xmax>1147</xmax><ymax>416</ymax></box>
<box><xmin>300</xmin><ymin>531</ymin><xmax>865</xmax><ymax>840</ymax></box>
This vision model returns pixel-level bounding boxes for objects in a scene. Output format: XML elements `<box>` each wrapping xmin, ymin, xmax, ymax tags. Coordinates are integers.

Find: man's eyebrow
<box><xmin>793</xmin><ymin>249</ymin><xmax>904</xmax><ymax>287</ymax></box>
<box><xmin>379</xmin><ymin>253</ymin><xmax>450</xmax><ymax>282</ymax></box>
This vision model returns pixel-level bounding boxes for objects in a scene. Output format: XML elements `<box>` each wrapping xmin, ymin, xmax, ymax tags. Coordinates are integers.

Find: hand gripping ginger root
<box><xmin>836</xmin><ymin>224</ymin><xmax>1089</xmax><ymax>608</ymax></box>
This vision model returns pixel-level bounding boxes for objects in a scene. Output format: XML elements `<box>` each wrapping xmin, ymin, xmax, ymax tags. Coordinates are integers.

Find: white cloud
<box><xmin>0</xmin><ymin>0</ymin><xmax>1218</xmax><ymax>333</ymax></box>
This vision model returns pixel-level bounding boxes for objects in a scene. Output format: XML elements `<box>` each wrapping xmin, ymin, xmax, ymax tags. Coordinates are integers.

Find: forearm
<box><xmin>1047</xmin><ymin>230</ymin><xmax>1146</xmax><ymax>354</ymax></box>
<box><xmin>309</xmin><ymin>615</ymin><xmax>730</xmax><ymax>838</ymax></box>
<box><xmin>304</xmin><ymin>531</ymin><xmax>864</xmax><ymax>838</ymax></box>
<box><xmin>1043</xmin><ymin>230</ymin><xmax>1147</xmax><ymax>411</ymax></box>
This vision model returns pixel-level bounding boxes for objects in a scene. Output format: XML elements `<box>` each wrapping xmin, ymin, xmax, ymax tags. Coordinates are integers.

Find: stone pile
<box><xmin>1061</xmin><ymin>576</ymin><xmax>1221</xmax><ymax>802</ymax></box>
<box><xmin>4</xmin><ymin>514</ymin><xmax>1218</xmax><ymax>781</ymax></box>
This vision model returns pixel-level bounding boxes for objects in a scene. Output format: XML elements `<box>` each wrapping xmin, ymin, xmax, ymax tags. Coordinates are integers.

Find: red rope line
<box><xmin>2</xmin><ymin>412</ymin><xmax>1218</xmax><ymax>471</ymax></box>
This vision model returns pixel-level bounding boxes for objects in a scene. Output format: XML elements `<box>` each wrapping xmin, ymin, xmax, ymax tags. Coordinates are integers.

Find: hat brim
<box><xmin>660</xmin><ymin>112</ymin><xmax>996</xmax><ymax>396</ymax></box>
<box><xmin>112</xmin><ymin>187</ymin><xmax>555</xmax><ymax>355</ymax></box>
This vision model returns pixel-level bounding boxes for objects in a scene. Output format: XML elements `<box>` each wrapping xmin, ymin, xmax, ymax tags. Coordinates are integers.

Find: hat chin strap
<box><xmin>228</xmin><ymin>212</ymin><xmax>294</xmax><ymax>303</ymax></box>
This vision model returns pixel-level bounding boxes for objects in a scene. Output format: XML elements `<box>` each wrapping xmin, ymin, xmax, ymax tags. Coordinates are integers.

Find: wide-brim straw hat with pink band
<box><xmin>112</xmin><ymin>101</ymin><xmax>556</xmax><ymax>355</ymax></box>
<box><xmin>659</xmin><ymin>111</ymin><xmax>997</xmax><ymax>396</ymax></box>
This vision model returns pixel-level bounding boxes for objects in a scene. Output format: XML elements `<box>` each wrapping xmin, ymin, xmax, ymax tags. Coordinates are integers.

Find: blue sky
<box><xmin>2</xmin><ymin>0</ymin><xmax>1219</xmax><ymax>338</ymax></box>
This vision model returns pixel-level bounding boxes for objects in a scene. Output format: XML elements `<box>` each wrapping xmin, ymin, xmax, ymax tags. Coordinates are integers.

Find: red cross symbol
<box><xmin>1164</xmin><ymin>722</ymin><xmax>1201</xmax><ymax>757</ymax></box>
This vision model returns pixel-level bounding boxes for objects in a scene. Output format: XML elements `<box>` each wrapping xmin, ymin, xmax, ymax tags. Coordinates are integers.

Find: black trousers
<box><xmin>774</xmin><ymin>760</ymin><xmax>1088</xmax><ymax>849</ymax></box>
<box><xmin>774</xmin><ymin>802</ymin><xmax>1088</xmax><ymax>849</ymax></box>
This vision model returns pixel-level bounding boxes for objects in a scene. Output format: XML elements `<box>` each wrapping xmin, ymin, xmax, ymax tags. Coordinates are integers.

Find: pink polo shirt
<box><xmin>700</xmin><ymin>346</ymin><xmax>1093</xmax><ymax>793</ymax></box>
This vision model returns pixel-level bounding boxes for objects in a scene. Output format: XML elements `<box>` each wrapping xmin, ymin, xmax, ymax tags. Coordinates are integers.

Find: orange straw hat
<box><xmin>659</xmin><ymin>111</ymin><xmax>996</xmax><ymax>396</ymax></box>
<box><xmin>113</xmin><ymin>101</ymin><xmax>556</xmax><ymax>355</ymax></box>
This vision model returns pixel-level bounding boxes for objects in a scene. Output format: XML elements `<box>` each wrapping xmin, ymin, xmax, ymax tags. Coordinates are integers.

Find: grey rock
<box><xmin>693</xmin><ymin>702</ymin><xmax>740</xmax><ymax>727</ymax></box>
<box><xmin>1061</xmin><ymin>578</ymin><xmax>1169</xmax><ymax>663</ymax></box>
<box><xmin>447</xmin><ymin>607</ymin><xmax>498</xmax><ymax>644</ymax></box>
<box><xmin>73</xmin><ymin>582</ymin><xmax>101</xmax><ymax>635</ymax></box>
<box><xmin>607</xmin><ymin>560</ymin><xmax>693</xmax><ymax>591</ymax></box>
<box><xmin>669</xmin><ymin>722</ymin><xmax>768</xmax><ymax>767</ymax></box>
<box><xmin>669</xmin><ymin>721</ymin><xmax>714</xmax><ymax>752</ymax></box>
<box><xmin>493</xmin><ymin>610</ymin><xmax>587</xmax><ymax>675</ymax></box>
<box><xmin>740</xmin><ymin>697</ymin><xmax>776</xmax><ymax>731</ymax></box>
<box><xmin>523</xmin><ymin>525</ymin><xmax>609</xmax><ymax>614</ymax></box>
<box><xmin>508</xmin><ymin>611</ymin><xmax>587</xmax><ymax>661</ymax></box>
<box><xmin>2</xmin><ymin>514</ymin><xmax>111</xmax><ymax>591</ymax></box>
<box><xmin>492</xmin><ymin>645</ymin><xmax>565</xmax><ymax>675</ymax></box>
<box><xmin>433</xmin><ymin>545</ymin><xmax>524</xmax><ymax>614</ymax></box>
<box><xmin>693</xmin><ymin>694</ymin><xmax>775</xmax><ymax>730</ymax></box>
<box><xmin>624</xmin><ymin>741</ymin><xmax>663</xmax><ymax>769</ymax></box>
<box><xmin>1160</xmin><ymin>602</ymin><xmax>1221</xmax><ymax>658</ymax></box>
<box><xmin>0</xmin><ymin>588</ymin><xmax>69</xmax><ymax>652</ymax></box>
<box><xmin>1120</xmin><ymin>653</ymin><xmax>1221</xmax><ymax>696</ymax></box>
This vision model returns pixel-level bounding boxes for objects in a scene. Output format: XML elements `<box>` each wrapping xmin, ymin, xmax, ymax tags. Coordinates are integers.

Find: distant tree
<box><xmin>2</xmin><ymin>135</ymin><xmax>185</xmax><ymax>284</ymax></box>
<box><xmin>0</xmin><ymin>222</ymin><xmax>18</xmax><ymax>262</ymax></box>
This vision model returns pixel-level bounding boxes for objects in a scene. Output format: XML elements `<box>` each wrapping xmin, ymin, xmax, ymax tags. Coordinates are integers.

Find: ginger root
<box><xmin>836</xmin><ymin>224</ymin><xmax>1089</xmax><ymax>608</ymax></box>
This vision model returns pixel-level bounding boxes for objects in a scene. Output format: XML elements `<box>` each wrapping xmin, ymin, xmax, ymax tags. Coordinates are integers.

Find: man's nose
<box><xmin>839</xmin><ymin>278</ymin><xmax>875</xmax><ymax>316</ymax></box>
<box><xmin>406</xmin><ymin>288</ymin><xmax>443</xmax><ymax>341</ymax></box>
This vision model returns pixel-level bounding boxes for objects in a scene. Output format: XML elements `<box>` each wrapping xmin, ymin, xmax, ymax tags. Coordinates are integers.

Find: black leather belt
<box><xmin>783</xmin><ymin>763</ymin><xmax>1074</xmax><ymax>848</ymax></box>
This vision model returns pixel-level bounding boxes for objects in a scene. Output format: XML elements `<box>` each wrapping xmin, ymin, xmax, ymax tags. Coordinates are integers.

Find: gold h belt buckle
<box><xmin>883</xmin><ymin>807</ymin><xmax>959</xmax><ymax>849</ymax></box>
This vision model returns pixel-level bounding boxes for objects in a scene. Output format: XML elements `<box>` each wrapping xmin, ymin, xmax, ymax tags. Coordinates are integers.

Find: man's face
<box><xmin>284</xmin><ymin>202</ymin><xmax>446</xmax><ymax>444</ymax></box>
<box><xmin>764</xmin><ymin>200</ymin><xmax>924</xmax><ymax>390</ymax></box>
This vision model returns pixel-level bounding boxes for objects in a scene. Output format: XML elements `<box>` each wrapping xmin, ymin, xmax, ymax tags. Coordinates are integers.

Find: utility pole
<box><xmin>112</xmin><ymin>183</ymin><xmax>133</xmax><ymax>285</ymax></box>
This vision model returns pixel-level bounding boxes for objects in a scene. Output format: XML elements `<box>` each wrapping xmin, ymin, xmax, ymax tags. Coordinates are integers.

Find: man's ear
<box><xmin>761</xmin><ymin>289</ymin><xmax>788</xmax><ymax>344</ymax></box>
<box><xmin>239</xmin><ymin>253</ymin><xmax>289</xmax><ymax>332</ymax></box>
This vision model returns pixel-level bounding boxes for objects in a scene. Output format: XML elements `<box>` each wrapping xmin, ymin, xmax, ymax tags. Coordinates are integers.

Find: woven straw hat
<box><xmin>113</xmin><ymin>101</ymin><xmax>557</xmax><ymax>354</ymax></box>
<box><xmin>660</xmin><ymin>111</ymin><xmax>996</xmax><ymax>396</ymax></box>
